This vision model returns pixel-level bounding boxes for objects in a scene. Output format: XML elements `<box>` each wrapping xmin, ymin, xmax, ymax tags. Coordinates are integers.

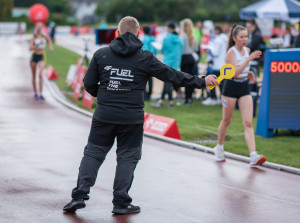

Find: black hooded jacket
<box><xmin>83</xmin><ymin>32</ymin><xmax>206</xmax><ymax>124</ymax></box>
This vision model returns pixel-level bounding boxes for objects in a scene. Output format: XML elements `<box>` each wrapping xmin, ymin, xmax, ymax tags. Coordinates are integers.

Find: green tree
<box><xmin>0</xmin><ymin>0</ymin><xmax>13</xmax><ymax>21</ymax></box>
<box><xmin>14</xmin><ymin>0</ymin><xmax>71</xmax><ymax>15</ymax></box>
<box><xmin>14</xmin><ymin>0</ymin><xmax>72</xmax><ymax>25</ymax></box>
<box><xmin>96</xmin><ymin>0</ymin><xmax>259</xmax><ymax>23</ymax></box>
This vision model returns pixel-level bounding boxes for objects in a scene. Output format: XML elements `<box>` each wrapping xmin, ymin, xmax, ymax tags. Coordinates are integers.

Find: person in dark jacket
<box><xmin>293</xmin><ymin>32</ymin><xmax>300</xmax><ymax>47</ymax></box>
<box><xmin>63</xmin><ymin>16</ymin><xmax>218</xmax><ymax>215</ymax></box>
<box><xmin>246</xmin><ymin>20</ymin><xmax>264</xmax><ymax>77</ymax></box>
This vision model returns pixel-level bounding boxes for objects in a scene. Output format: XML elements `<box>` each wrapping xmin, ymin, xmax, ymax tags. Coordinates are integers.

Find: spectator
<box><xmin>179</xmin><ymin>18</ymin><xmax>199</xmax><ymax>105</ymax></box>
<box><xmin>194</xmin><ymin>21</ymin><xmax>203</xmax><ymax>45</ymax></box>
<box><xmin>282</xmin><ymin>26</ymin><xmax>293</xmax><ymax>48</ymax></box>
<box><xmin>293</xmin><ymin>32</ymin><xmax>300</xmax><ymax>47</ymax></box>
<box><xmin>202</xmin><ymin>25</ymin><xmax>228</xmax><ymax>106</ymax></box>
<box><xmin>49</xmin><ymin>21</ymin><xmax>56</xmax><ymax>43</ymax></box>
<box><xmin>152</xmin><ymin>22</ymin><xmax>183</xmax><ymax>108</ymax></box>
<box><xmin>142</xmin><ymin>26</ymin><xmax>157</xmax><ymax>101</ymax></box>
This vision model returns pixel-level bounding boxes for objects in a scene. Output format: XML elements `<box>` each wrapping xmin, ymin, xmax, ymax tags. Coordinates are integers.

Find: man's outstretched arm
<box><xmin>147</xmin><ymin>53</ymin><xmax>218</xmax><ymax>88</ymax></box>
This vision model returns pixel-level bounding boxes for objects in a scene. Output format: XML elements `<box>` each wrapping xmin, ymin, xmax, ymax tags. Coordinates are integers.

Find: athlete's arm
<box><xmin>226</xmin><ymin>49</ymin><xmax>248</xmax><ymax>78</ymax></box>
<box><xmin>45</xmin><ymin>35</ymin><xmax>53</xmax><ymax>51</ymax></box>
<box><xmin>83</xmin><ymin>56</ymin><xmax>99</xmax><ymax>97</ymax></box>
<box><xmin>29</xmin><ymin>36</ymin><xmax>36</xmax><ymax>51</ymax></box>
<box><xmin>226</xmin><ymin>49</ymin><xmax>261</xmax><ymax>78</ymax></box>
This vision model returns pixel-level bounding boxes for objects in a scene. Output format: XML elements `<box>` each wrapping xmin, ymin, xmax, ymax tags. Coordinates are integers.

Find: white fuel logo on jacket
<box><xmin>104</xmin><ymin>66</ymin><xmax>133</xmax><ymax>91</ymax></box>
<box><xmin>104</xmin><ymin>66</ymin><xmax>134</xmax><ymax>82</ymax></box>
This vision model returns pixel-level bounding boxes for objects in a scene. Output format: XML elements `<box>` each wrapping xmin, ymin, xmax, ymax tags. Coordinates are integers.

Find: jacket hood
<box><xmin>167</xmin><ymin>33</ymin><xmax>181</xmax><ymax>43</ymax></box>
<box><xmin>110</xmin><ymin>32</ymin><xmax>143</xmax><ymax>56</ymax></box>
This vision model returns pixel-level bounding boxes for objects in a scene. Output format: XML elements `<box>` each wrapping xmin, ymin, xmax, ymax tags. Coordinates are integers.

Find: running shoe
<box><xmin>151</xmin><ymin>101</ymin><xmax>162</xmax><ymax>108</ymax></box>
<box><xmin>214</xmin><ymin>146</ymin><xmax>226</xmax><ymax>162</ymax></box>
<box><xmin>202</xmin><ymin>97</ymin><xmax>217</xmax><ymax>106</ymax></box>
<box><xmin>250</xmin><ymin>154</ymin><xmax>266</xmax><ymax>166</ymax></box>
<box><xmin>39</xmin><ymin>95</ymin><xmax>45</xmax><ymax>100</ymax></box>
<box><xmin>34</xmin><ymin>93</ymin><xmax>38</xmax><ymax>100</ymax></box>
<box><xmin>112</xmin><ymin>204</ymin><xmax>140</xmax><ymax>215</ymax></box>
<box><xmin>168</xmin><ymin>103</ymin><xmax>174</xmax><ymax>108</ymax></box>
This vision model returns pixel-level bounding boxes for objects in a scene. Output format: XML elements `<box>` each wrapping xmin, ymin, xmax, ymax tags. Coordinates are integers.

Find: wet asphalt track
<box><xmin>0</xmin><ymin>36</ymin><xmax>299</xmax><ymax>223</ymax></box>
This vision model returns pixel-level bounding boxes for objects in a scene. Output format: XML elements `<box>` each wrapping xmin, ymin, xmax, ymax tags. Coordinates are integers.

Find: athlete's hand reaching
<box><xmin>249</xmin><ymin>50</ymin><xmax>262</xmax><ymax>61</ymax></box>
<box><xmin>248</xmin><ymin>71</ymin><xmax>256</xmax><ymax>84</ymax></box>
<box><xmin>205</xmin><ymin>75</ymin><xmax>219</xmax><ymax>87</ymax></box>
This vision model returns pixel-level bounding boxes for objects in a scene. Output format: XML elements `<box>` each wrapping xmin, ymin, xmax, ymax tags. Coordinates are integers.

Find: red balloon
<box><xmin>29</xmin><ymin>4</ymin><xmax>49</xmax><ymax>24</ymax></box>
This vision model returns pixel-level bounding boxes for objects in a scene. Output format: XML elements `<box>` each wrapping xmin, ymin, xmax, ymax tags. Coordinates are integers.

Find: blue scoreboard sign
<box><xmin>256</xmin><ymin>49</ymin><xmax>300</xmax><ymax>138</ymax></box>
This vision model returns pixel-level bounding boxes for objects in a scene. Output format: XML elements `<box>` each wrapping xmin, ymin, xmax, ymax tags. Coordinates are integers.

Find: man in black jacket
<box><xmin>63</xmin><ymin>16</ymin><xmax>218</xmax><ymax>215</ymax></box>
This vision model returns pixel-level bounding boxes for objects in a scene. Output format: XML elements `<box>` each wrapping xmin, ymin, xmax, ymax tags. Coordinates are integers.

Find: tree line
<box><xmin>96</xmin><ymin>0</ymin><xmax>258</xmax><ymax>23</ymax></box>
<box><xmin>3</xmin><ymin>0</ymin><xmax>259</xmax><ymax>24</ymax></box>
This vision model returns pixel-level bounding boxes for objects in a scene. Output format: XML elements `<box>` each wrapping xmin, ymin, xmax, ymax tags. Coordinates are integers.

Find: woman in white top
<box><xmin>214</xmin><ymin>25</ymin><xmax>266</xmax><ymax>166</ymax></box>
<box><xmin>29</xmin><ymin>22</ymin><xmax>53</xmax><ymax>100</ymax></box>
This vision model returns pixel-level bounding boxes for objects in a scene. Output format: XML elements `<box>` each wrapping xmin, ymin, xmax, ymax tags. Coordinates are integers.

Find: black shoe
<box><xmin>63</xmin><ymin>199</ymin><xmax>86</xmax><ymax>212</ymax></box>
<box><xmin>112</xmin><ymin>204</ymin><xmax>140</xmax><ymax>215</ymax></box>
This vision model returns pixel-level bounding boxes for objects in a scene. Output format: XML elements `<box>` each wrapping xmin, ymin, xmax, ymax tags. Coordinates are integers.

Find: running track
<box><xmin>0</xmin><ymin>36</ymin><xmax>299</xmax><ymax>223</ymax></box>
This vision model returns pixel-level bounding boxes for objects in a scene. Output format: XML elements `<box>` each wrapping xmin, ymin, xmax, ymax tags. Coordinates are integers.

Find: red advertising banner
<box><xmin>71</xmin><ymin>59</ymin><xmax>83</xmax><ymax>90</ymax></box>
<box><xmin>82</xmin><ymin>90</ymin><xmax>93</xmax><ymax>109</ymax></box>
<box><xmin>144</xmin><ymin>112</ymin><xmax>149</xmax><ymax>121</ymax></box>
<box><xmin>144</xmin><ymin>114</ymin><xmax>181</xmax><ymax>140</ymax></box>
<box><xmin>73</xmin><ymin>66</ymin><xmax>86</xmax><ymax>100</ymax></box>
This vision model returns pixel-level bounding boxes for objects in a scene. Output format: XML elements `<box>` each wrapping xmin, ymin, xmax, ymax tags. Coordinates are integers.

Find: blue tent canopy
<box><xmin>240</xmin><ymin>0</ymin><xmax>300</xmax><ymax>21</ymax></box>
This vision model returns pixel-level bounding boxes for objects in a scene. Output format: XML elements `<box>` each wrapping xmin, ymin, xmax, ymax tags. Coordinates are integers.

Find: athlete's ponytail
<box><xmin>227</xmin><ymin>24</ymin><xmax>247</xmax><ymax>51</ymax></box>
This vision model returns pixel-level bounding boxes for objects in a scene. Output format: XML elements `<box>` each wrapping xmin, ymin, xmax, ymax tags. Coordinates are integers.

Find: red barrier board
<box><xmin>144</xmin><ymin>114</ymin><xmax>181</xmax><ymax>139</ymax></box>
<box><xmin>73</xmin><ymin>82</ymin><xmax>81</xmax><ymax>100</ymax></box>
<box><xmin>71</xmin><ymin>59</ymin><xmax>83</xmax><ymax>90</ymax></box>
<box><xmin>73</xmin><ymin>66</ymin><xmax>86</xmax><ymax>100</ymax></box>
<box><xmin>46</xmin><ymin>65</ymin><xmax>58</xmax><ymax>80</ymax></box>
<box><xmin>144</xmin><ymin>112</ymin><xmax>149</xmax><ymax>121</ymax></box>
<box><xmin>82</xmin><ymin>90</ymin><xmax>93</xmax><ymax>109</ymax></box>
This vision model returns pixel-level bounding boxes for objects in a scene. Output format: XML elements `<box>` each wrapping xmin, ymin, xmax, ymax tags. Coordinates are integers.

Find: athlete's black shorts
<box><xmin>222</xmin><ymin>78</ymin><xmax>250</xmax><ymax>99</ymax></box>
<box><xmin>30</xmin><ymin>54</ymin><xmax>44</xmax><ymax>63</ymax></box>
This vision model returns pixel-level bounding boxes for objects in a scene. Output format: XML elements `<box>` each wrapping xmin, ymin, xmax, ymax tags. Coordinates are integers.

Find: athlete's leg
<box><xmin>30</xmin><ymin>61</ymin><xmax>37</xmax><ymax>94</ymax></box>
<box><xmin>217</xmin><ymin>96</ymin><xmax>237</xmax><ymax>145</ymax></box>
<box><xmin>238</xmin><ymin>95</ymin><xmax>255</xmax><ymax>153</ymax></box>
<box><xmin>37</xmin><ymin>60</ymin><xmax>46</xmax><ymax>95</ymax></box>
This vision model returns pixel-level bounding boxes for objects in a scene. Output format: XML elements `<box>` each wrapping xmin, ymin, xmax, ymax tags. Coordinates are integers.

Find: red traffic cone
<box><xmin>46</xmin><ymin>65</ymin><xmax>58</xmax><ymax>80</ymax></box>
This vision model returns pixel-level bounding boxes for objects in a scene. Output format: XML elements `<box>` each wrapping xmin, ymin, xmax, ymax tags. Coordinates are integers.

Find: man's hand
<box><xmin>205</xmin><ymin>75</ymin><xmax>218</xmax><ymax>87</ymax></box>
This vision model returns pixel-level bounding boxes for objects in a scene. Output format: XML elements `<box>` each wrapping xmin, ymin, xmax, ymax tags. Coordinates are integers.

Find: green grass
<box><xmin>45</xmin><ymin>45</ymin><xmax>300</xmax><ymax>169</ymax></box>
<box><xmin>45</xmin><ymin>44</ymin><xmax>95</xmax><ymax>111</ymax></box>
